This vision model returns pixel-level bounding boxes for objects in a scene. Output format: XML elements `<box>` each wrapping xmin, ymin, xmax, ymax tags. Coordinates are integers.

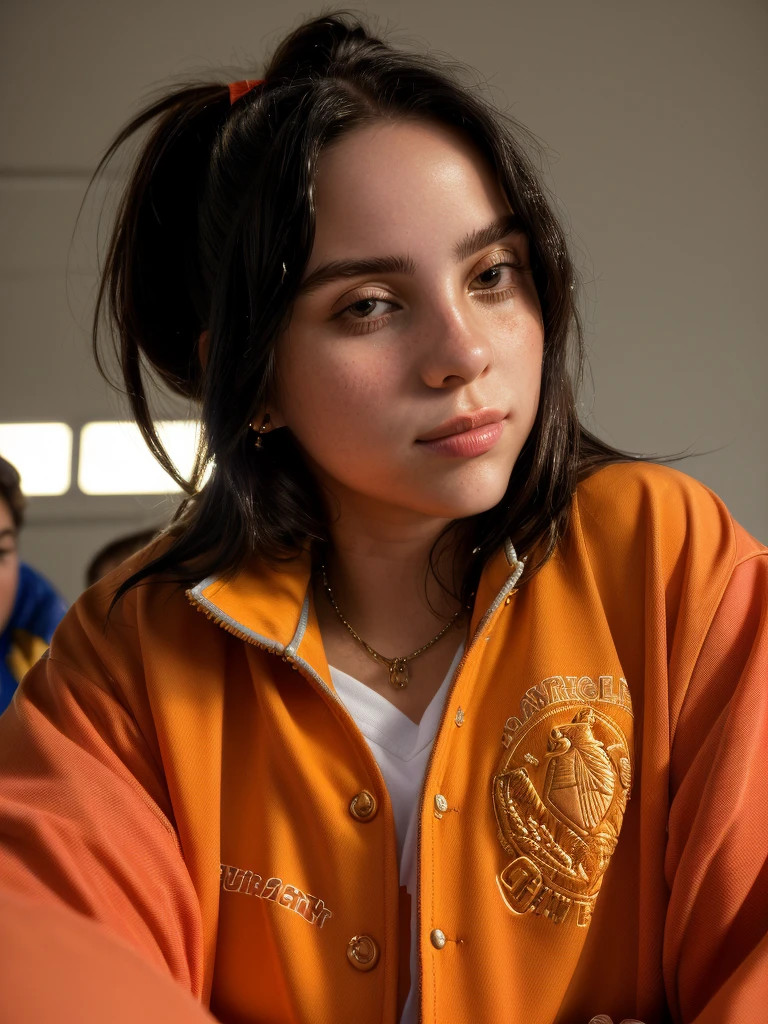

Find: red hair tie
<box><xmin>228</xmin><ymin>78</ymin><xmax>265</xmax><ymax>105</ymax></box>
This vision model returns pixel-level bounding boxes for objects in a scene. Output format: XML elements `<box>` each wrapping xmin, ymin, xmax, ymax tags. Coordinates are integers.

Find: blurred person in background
<box><xmin>0</xmin><ymin>456</ymin><xmax>67</xmax><ymax>716</ymax></box>
<box><xmin>85</xmin><ymin>527</ymin><xmax>161</xmax><ymax>588</ymax></box>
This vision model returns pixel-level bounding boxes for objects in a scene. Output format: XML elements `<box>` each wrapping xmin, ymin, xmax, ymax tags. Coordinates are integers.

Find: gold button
<box><xmin>454</xmin><ymin>707</ymin><xmax>465</xmax><ymax>727</ymax></box>
<box><xmin>434</xmin><ymin>794</ymin><xmax>448</xmax><ymax>814</ymax></box>
<box><xmin>347</xmin><ymin>934</ymin><xmax>380</xmax><ymax>971</ymax></box>
<box><xmin>349</xmin><ymin>790</ymin><xmax>378</xmax><ymax>822</ymax></box>
<box><xmin>430</xmin><ymin>928</ymin><xmax>446</xmax><ymax>949</ymax></box>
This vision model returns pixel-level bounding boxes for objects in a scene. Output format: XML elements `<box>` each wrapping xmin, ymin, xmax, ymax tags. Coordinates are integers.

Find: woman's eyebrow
<box><xmin>296</xmin><ymin>212</ymin><xmax>523</xmax><ymax>298</ymax></box>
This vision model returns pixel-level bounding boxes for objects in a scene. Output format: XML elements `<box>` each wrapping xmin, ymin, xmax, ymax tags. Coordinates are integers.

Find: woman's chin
<box><xmin>315</xmin><ymin>460</ymin><xmax>514</xmax><ymax>522</ymax></box>
<box><xmin>407</xmin><ymin>479</ymin><xmax>512</xmax><ymax>521</ymax></box>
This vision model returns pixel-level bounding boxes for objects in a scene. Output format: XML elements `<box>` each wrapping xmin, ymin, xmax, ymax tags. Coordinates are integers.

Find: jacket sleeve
<box><xmin>664</xmin><ymin>549</ymin><xmax>768</xmax><ymax>1023</ymax></box>
<box><xmin>0</xmin><ymin>593</ymin><xmax>206</xmax><ymax>998</ymax></box>
<box><xmin>0</xmin><ymin>887</ymin><xmax>217</xmax><ymax>1024</ymax></box>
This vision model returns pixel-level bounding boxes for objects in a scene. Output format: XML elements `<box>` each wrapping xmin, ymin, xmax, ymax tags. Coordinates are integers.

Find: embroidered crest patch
<box><xmin>493</xmin><ymin>675</ymin><xmax>633</xmax><ymax>927</ymax></box>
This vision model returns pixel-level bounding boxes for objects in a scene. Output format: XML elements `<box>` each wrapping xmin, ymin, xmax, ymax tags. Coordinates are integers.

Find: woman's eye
<box><xmin>335</xmin><ymin>295</ymin><xmax>399</xmax><ymax>335</ymax></box>
<box><xmin>345</xmin><ymin>297</ymin><xmax>394</xmax><ymax>320</ymax></box>
<box><xmin>470</xmin><ymin>258</ymin><xmax>524</xmax><ymax>297</ymax></box>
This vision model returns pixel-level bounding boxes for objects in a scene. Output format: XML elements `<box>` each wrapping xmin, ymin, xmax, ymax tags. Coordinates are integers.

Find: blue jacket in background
<box><xmin>0</xmin><ymin>563</ymin><xmax>68</xmax><ymax>715</ymax></box>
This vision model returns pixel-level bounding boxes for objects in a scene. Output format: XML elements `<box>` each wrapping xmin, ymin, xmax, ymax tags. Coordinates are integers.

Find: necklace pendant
<box><xmin>389</xmin><ymin>658</ymin><xmax>409</xmax><ymax>689</ymax></box>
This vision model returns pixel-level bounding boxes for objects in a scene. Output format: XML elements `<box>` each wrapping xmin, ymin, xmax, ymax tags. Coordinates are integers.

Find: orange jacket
<box><xmin>0</xmin><ymin>462</ymin><xmax>766</xmax><ymax>1024</ymax></box>
<box><xmin>0</xmin><ymin>888</ymin><xmax>216</xmax><ymax>1024</ymax></box>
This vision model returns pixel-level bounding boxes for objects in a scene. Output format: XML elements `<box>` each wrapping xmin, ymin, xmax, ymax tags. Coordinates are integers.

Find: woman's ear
<box><xmin>249</xmin><ymin>408</ymin><xmax>286</xmax><ymax>432</ymax></box>
<box><xmin>198</xmin><ymin>329</ymin><xmax>210</xmax><ymax>371</ymax></box>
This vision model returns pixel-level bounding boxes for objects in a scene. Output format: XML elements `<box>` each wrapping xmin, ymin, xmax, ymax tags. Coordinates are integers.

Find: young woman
<box><xmin>1</xmin><ymin>11</ymin><xmax>765</xmax><ymax>1024</ymax></box>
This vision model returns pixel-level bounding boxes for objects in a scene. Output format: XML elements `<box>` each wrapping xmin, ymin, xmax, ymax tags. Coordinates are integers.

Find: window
<box><xmin>0</xmin><ymin>423</ymin><xmax>73</xmax><ymax>496</ymax></box>
<box><xmin>78</xmin><ymin>420</ymin><xmax>201</xmax><ymax>495</ymax></box>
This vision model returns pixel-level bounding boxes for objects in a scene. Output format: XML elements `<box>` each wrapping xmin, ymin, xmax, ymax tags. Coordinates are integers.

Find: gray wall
<box><xmin>1</xmin><ymin>0</ymin><xmax>766</xmax><ymax>602</ymax></box>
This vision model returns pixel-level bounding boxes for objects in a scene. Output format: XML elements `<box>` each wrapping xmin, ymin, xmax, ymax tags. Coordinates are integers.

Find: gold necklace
<box><xmin>320</xmin><ymin>564</ymin><xmax>464</xmax><ymax>690</ymax></box>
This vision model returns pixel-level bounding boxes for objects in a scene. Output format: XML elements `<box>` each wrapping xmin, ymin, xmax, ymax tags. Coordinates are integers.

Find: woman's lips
<box><xmin>416</xmin><ymin>419</ymin><xmax>505</xmax><ymax>457</ymax></box>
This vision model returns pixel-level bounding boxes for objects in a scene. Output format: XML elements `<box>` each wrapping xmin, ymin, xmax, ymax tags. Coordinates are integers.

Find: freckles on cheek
<box><xmin>286</xmin><ymin>350</ymin><xmax>393</xmax><ymax>454</ymax></box>
<box><xmin>322</xmin><ymin>356</ymin><xmax>393</xmax><ymax>413</ymax></box>
<box><xmin>309</xmin><ymin>362</ymin><xmax>396</xmax><ymax>462</ymax></box>
<box><xmin>515</xmin><ymin>318</ymin><xmax>545</xmax><ymax>377</ymax></box>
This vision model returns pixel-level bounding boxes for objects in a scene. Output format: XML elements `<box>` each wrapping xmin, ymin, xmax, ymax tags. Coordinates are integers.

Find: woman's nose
<box><xmin>417</xmin><ymin>302</ymin><xmax>492</xmax><ymax>389</ymax></box>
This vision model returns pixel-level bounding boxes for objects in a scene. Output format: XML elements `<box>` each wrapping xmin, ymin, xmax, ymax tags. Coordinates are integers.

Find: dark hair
<box><xmin>0</xmin><ymin>456</ymin><xmax>26</xmax><ymax>531</ymax></box>
<box><xmin>85</xmin><ymin>527</ymin><xmax>161</xmax><ymax>588</ymax></box>
<box><xmin>91</xmin><ymin>8</ymin><xmax>667</xmax><ymax>609</ymax></box>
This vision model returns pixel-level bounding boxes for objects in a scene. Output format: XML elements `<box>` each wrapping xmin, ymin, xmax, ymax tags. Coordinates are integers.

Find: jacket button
<box><xmin>434</xmin><ymin>794</ymin><xmax>448</xmax><ymax>815</ymax></box>
<box><xmin>347</xmin><ymin>934</ymin><xmax>380</xmax><ymax>971</ymax></box>
<box><xmin>430</xmin><ymin>928</ymin><xmax>446</xmax><ymax>949</ymax></box>
<box><xmin>349</xmin><ymin>790</ymin><xmax>378</xmax><ymax>822</ymax></box>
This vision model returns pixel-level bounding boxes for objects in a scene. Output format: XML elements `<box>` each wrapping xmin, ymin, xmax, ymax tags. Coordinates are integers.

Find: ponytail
<box><xmin>91</xmin><ymin>82</ymin><xmax>229</xmax><ymax>491</ymax></box>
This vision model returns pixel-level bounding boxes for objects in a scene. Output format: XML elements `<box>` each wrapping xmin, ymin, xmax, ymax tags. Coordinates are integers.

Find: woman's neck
<box><xmin>310</xmin><ymin>488</ymin><xmax>473</xmax><ymax>722</ymax></box>
<box><xmin>314</xmin><ymin>497</ymin><xmax>469</xmax><ymax>658</ymax></box>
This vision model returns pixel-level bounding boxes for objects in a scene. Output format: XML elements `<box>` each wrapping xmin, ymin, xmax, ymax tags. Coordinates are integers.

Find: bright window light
<box><xmin>78</xmin><ymin>420</ymin><xmax>202</xmax><ymax>495</ymax></box>
<box><xmin>0</xmin><ymin>423</ymin><xmax>73</xmax><ymax>496</ymax></box>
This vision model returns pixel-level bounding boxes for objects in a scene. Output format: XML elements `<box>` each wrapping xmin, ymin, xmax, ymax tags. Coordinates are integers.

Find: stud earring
<box><xmin>253</xmin><ymin>413</ymin><xmax>271</xmax><ymax>448</ymax></box>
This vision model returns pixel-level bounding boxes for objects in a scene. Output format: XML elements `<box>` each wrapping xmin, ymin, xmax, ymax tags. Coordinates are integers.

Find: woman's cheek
<box><xmin>304</xmin><ymin>359</ymin><xmax>402</xmax><ymax>477</ymax></box>
<box><xmin>318</xmin><ymin>352</ymin><xmax>396</xmax><ymax>426</ymax></box>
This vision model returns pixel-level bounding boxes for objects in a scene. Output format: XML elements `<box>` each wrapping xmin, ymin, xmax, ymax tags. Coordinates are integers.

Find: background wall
<box><xmin>1</xmin><ymin>0</ymin><xmax>765</xmax><ymax>602</ymax></box>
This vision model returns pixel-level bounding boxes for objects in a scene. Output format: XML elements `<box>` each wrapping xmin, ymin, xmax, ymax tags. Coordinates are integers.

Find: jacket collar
<box><xmin>188</xmin><ymin>547</ymin><xmax>314</xmax><ymax>655</ymax></box>
<box><xmin>187</xmin><ymin>539</ymin><xmax>524</xmax><ymax>685</ymax></box>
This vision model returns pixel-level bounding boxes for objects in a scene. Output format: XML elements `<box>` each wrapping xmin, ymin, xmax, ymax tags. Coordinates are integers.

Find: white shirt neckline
<box><xmin>328</xmin><ymin>642</ymin><xmax>464</xmax><ymax>762</ymax></box>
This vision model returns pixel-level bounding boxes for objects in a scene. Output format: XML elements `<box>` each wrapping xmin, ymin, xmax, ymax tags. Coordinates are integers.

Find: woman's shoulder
<box><xmin>574</xmin><ymin>459</ymin><xmax>766</xmax><ymax>575</ymax></box>
<box><xmin>577</xmin><ymin>458</ymin><xmax>720</xmax><ymax>512</ymax></box>
<box><xmin>49</xmin><ymin>530</ymin><xmax>199</xmax><ymax>685</ymax></box>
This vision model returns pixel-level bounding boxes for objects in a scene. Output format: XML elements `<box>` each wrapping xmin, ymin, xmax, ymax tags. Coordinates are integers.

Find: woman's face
<box><xmin>274</xmin><ymin>118</ymin><xmax>544</xmax><ymax>524</ymax></box>
<box><xmin>0</xmin><ymin>498</ymin><xmax>20</xmax><ymax>634</ymax></box>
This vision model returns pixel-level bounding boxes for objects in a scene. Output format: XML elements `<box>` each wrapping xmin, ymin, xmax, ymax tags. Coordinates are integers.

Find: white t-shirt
<box><xmin>329</xmin><ymin>642</ymin><xmax>465</xmax><ymax>1024</ymax></box>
